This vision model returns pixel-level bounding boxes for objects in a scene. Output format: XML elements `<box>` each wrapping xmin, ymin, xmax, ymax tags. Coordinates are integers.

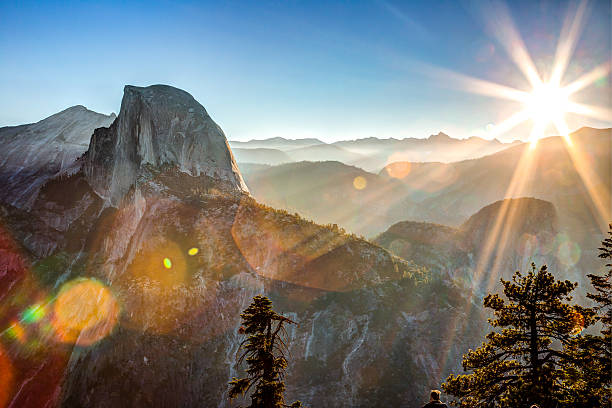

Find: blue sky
<box><xmin>0</xmin><ymin>0</ymin><xmax>610</xmax><ymax>142</ymax></box>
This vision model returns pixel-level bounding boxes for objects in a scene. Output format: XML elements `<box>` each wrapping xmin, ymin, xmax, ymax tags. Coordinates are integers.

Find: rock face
<box><xmin>83</xmin><ymin>85</ymin><xmax>248</xmax><ymax>205</ymax></box>
<box><xmin>0</xmin><ymin>106</ymin><xmax>115</xmax><ymax>208</ymax></box>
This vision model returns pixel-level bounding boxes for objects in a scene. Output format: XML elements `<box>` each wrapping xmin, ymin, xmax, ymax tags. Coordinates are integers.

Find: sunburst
<box><xmin>427</xmin><ymin>0</ymin><xmax>611</xmax><ymax>146</ymax></box>
<box><xmin>419</xmin><ymin>0</ymin><xmax>611</xmax><ymax>295</ymax></box>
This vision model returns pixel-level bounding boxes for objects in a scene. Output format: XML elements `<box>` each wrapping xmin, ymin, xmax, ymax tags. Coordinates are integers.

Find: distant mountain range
<box><xmin>242</xmin><ymin>127</ymin><xmax>611</xmax><ymax>288</ymax></box>
<box><xmin>229</xmin><ymin>133</ymin><xmax>522</xmax><ymax>171</ymax></box>
<box><xmin>242</xmin><ymin>128</ymin><xmax>609</xmax><ymax>232</ymax></box>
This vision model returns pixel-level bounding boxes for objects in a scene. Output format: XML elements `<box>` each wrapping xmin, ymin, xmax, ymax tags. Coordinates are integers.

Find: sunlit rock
<box><xmin>83</xmin><ymin>85</ymin><xmax>248</xmax><ymax>206</ymax></box>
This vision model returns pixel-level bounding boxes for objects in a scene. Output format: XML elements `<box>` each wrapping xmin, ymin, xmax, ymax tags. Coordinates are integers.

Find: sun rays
<box><xmin>435</xmin><ymin>0</ymin><xmax>611</xmax><ymax>294</ymax></box>
<box><xmin>427</xmin><ymin>1</ymin><xmax>609</xmax><ymax>147</ymax></box>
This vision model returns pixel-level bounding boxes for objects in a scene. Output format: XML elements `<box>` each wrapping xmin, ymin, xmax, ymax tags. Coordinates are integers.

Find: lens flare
<box><xmin>187</xmin><ymin>247</ymin><xmax>199</xmax><ymax>256</ymax></box>
<box><xmin>231</xmin><ymin>196</ymin><xmax>354</xmax><ymax>291</ymax></box>
<box><xmin>518</xmin><ymin>233</ymin><xmax>538</xmax><ymax>258</ymax></box>
<box><xmin>428</xmin><ymin>0</ymin><xmax>611</xmax><ymax>292</ymax></box>
<box><xmin>570</xmin><ymin>310</ymin><xmax>585</xmax><ymax>335</ymax></box>
<box><xmin>353</xmin><ymin>176</ymin><xmax>367</xmax><ymax>190</ymax></box>
<box><xmin>53</xmin><ymin>278</ymin><xmax>119</xmax><ymax>346</ymax></box>
<box><xmin>6</xmin><ymin>322</ymin><xmax>25</xmax><ymax>343</ymax></box>
<box><xmin>0</xmin><ymin>345</ymin><xmax>14</xmax><ymax>408</ymax></box>
<box><xmin>385</xmin><ymin>161</ymin><xmax>412</xmax><ymax>179</ymax></box>
<box><xmin>557</xmin><ymin>240</ymin><xmax>581</xmax><ymax>267</ymax></box>
<box><xmin>119</xmin><ymin>239</ymin><xmax>190</xmax><ymax>333</ymax></box>
<box><xmin>163</xmin><ymin>257</ymin><xmax>173</xmax><ymax>269</ymax></box>
<box><xmin>417</xmin><ymin>0</ymin><xmax>610</xmax><ymax>147</ymax></box>
<box><xmin>21</xmin><ymin>304</ymin><xmax>46</xmax><ymax>324</ymax></box>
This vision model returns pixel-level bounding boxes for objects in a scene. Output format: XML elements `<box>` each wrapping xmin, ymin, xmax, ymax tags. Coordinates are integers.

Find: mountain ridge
<box><xmin>230</xmin><ymin>131</ymin><xmax>523</xmax><ymax>171</ymax></box>
<box><xmin>0</xmin><ymin>105</ymin><xmax>116</xmax><ymax>208</ymax></box>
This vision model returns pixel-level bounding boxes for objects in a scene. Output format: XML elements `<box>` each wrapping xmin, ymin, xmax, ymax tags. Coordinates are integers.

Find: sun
<box><xmin>523</xmin><ymin>82</ymin><xmax>573</xmax><ymax>148</ymax></box>
<box><xmin>525</xmin><ymin>83</ymin><xmax>570</xmax><ymax>129</ymax></box>
<box><xmin>425</xmin><ymin>1</ymin><xmax>611</xmax><ymax>146</ymax></box>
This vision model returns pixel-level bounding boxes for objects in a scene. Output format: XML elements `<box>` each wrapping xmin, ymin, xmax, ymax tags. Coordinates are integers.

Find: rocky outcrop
<box><xmin>375</xmin><ymin>197</ymin><xmax>559</xmax><ymax>291</ymax></box>
<box><xmin>0</xmin><ymin>106</ymin><xmax>115</xmax><ymax>208</ymax></box>
<box><xmin>461</xmin><ymin>197</ymin><xmax>557</xmax><ymax>251</ymax></box>
<box><xmin>83</xmin><ymin>85</ymin><xmax>248</xmax><ymax>206</ymax></box>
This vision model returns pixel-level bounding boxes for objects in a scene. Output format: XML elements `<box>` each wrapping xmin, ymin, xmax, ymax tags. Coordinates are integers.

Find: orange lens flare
<box><xmin>53</xmin><ymin>278</ymin><xmax>119</xmax><ymax>346</ymax></box>
<box><xmin>119</xmin><ymin>239</ymin><xmax>191</xmax><ymax>333</ymax></box>
<box><xmin>0</xmin><ymin>345</ymin><xmax>14</xmax><ymax>408</ymax></box>
<box><xmin>352</xmin><ymin>176</ymin><xmax>367</xmax><ymax>190</ymax></box>
<box><xmin>7</xmin><ymin>322</ymin><xmax>26</xmax><ymax>343</ymax></box>
<box><xmin>231</xmin><ymin>197</ymin><xmax>353</xmax><ymax>292</ymax></box>
<box><xmin>385</xmin><ymin>161</ymin><xmax>412</xmax><ymax>180</ymax></box>
<box><xmin>570</xmin><ymin>310</ymin><xmax>585</xmax><ymax>335</ymax></box>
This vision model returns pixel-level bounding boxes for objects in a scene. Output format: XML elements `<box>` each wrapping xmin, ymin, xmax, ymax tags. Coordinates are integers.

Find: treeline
<box><xmin>226</xmin><ymin>226</ymin><xmax>612</xmax><ymax>408</ymax></box>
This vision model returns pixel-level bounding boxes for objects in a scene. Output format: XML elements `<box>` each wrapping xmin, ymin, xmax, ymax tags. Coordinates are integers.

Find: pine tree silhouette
<box><xmin>443</xmin><ymin>263</ymin><xmax>593</xmax><ymax>407</ymax></box>
<box><xmin>228</xmin><ymin>295</ymin><xmax>303</xmax><ymax>408</ymax></box>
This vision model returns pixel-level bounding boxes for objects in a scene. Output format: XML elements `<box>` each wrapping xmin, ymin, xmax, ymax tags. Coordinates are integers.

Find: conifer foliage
<box><xmin>229</xmin><ymin>295</ymin><xmax>302</xmax><ymax>408</ymax></box>
<box><xmin>589</xmin><ymin>224</ymin><xmax>612</xmax><ymax>338</ymax></box>
<box><xmin>562</xmin><ymin>224</ymin><xmax>612</xmax><ymax>407</ymax></box>
<box><xmin>443</xmin><ymin>263</ymin><xmax>593</xmax><ymax>407</ymax></box>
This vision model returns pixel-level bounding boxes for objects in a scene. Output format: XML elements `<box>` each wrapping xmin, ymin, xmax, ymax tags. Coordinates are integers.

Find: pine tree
<box><xmin>589</xmin><ymin>224</ymin><xmax>612</xmax><ymax>337</ymax></box>
<box><xmin>560</xmin><ymin>225</ymin><xmax>612</xmax><ymax>407</ymax></box>
<box><xmin>228</xmin><ymin>295</ymin><xmax>303</xmax><ymax>408</ymax></box>
<box><xmin>443</xmin><ymin>263</ymin><xmax>593</xmax><ymax>407</ymax></box>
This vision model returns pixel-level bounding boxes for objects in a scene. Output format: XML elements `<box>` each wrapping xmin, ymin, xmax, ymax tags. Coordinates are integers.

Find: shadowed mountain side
<box><xmin>0</xmin><ymin>167</ymin><xmax>486</xmax><ymax>408</ymax></box>
<box><xmin>241</xmin><ymin>160</ymin><xmax>413</xmax><ymax>237</ymax></box>
<box><xmin>0</xmin><ymin>106</ymin><xmax>115</xmax><ymax>209</ymax></box>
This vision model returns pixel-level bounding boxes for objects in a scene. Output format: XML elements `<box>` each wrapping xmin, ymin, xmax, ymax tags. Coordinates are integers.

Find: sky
<box><xmin>0</xmin><ymin>0</ymin><xmax>610</xmax><ymax>142</ymax></box>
